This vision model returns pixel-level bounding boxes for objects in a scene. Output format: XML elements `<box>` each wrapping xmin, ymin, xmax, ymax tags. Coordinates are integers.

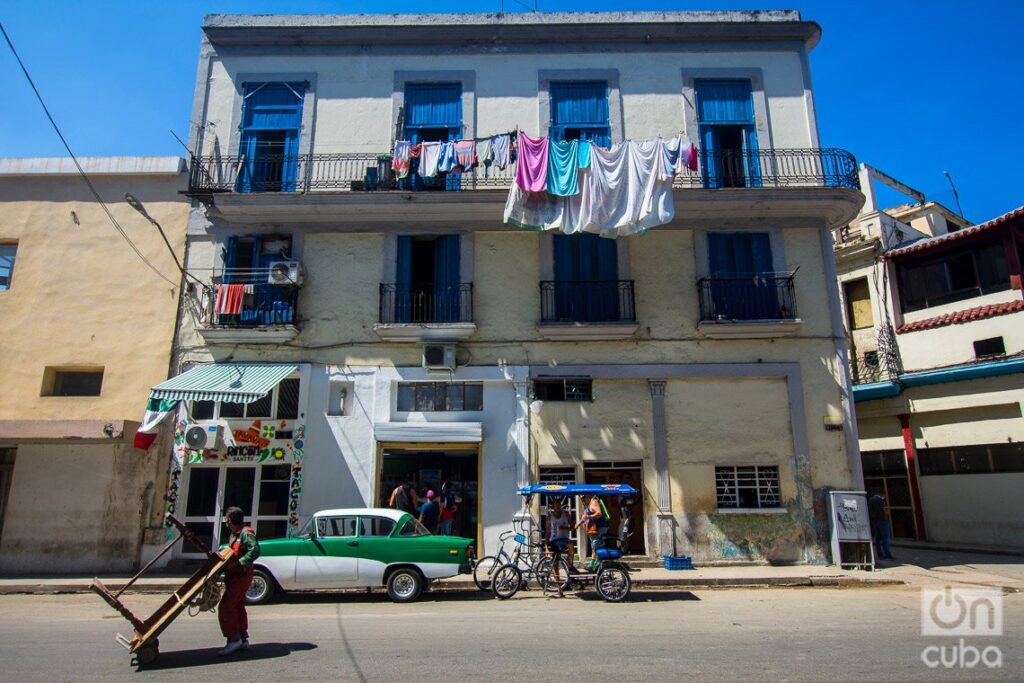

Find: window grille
<box><xmin>715</xmin><ymin>465</ymin><xmax>782</xmax><ymax>509</ymax></box>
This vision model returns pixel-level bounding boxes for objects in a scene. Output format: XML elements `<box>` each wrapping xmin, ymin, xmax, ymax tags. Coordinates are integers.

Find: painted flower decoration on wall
<box><xmin>272</xmin><ymin>447</ymin><xmax>286</xmax><ymax>460</ymax></box>
<box><xmin>261</xmin><ymin>424</ymin><xmax>277</xmax><ymax>440</ymax></box>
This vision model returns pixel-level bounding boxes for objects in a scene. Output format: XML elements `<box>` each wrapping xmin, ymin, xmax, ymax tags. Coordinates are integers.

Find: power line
<box><xmin>0</xmin><ymin>21</ymin><xmax>178</xmax><ymax>287</ymax></box>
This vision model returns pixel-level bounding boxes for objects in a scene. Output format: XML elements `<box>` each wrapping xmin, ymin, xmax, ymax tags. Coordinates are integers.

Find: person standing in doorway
<box><xmin>438</xmin><ymin>481</ymin><xmax>458</xmax><ymax>535</ymax></box>
<box><xmin>389</xmin><ymin>480</ymin><xmax>419</xmax><ymax>516</ymax></box>
<box><xmin>868</xmin><ymin>491</ymin><xmax>895</xmax><ymax>561</ymax></box>
<box><xmin>218</xmin><ymin>506</ymin><xmax>260</xmax><ymax>656</ymax></box>
<box><xmin>419</xmin><ymin>489</ymin><xmax>440</xmax><ymax>534</ymax></box>
<box><xmin>544</xmin><ymin>497</ymin><xmax>573</xmax><ymax>598</ymax></box>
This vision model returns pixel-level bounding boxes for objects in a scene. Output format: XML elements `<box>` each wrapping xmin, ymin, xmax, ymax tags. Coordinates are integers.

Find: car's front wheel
<box><xmin>246</xmin><ymin>568</ymin><xmax>276</xmax><ymax>605</ymax></box>
<box><xmin>386</xmin><ymin>568</ymin><xmax>424</xmax><ymax>603</ymax></box>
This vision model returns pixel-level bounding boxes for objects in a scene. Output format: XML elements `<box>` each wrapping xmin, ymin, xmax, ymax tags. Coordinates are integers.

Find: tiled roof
<box><xmin>882</xmin><ymin>205</ymin><xmax>1024</xmax><ymax>259</ymax></box>
<box><xmin>897</xmin><ymin>299</ymin><xmax>1024</xmax><ymax>333</ymax></box>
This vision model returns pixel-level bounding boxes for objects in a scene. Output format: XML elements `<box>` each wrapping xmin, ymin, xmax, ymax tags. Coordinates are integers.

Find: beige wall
<box><xmin>0</xmin><ymin>173</ymin><xmax>188</xmax><ymax>420</ymax></box>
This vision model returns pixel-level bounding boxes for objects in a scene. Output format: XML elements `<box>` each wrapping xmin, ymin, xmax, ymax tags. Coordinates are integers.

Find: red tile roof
<box><xmin>897</xmin><ymin>299</ymin><xmax>1024</xmax><ymax>333</ymax></box>
<box><xmin>882</xmin><ymin>205</ymin><xmax>1024</xmax><ymax>259</ymax></box>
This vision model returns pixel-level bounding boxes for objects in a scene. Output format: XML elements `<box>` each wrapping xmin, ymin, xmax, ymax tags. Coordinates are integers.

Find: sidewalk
<box><xmin>5</xmin><ymin>544</ymin><xmax>1021</xmax><ymax>596</ymax></box>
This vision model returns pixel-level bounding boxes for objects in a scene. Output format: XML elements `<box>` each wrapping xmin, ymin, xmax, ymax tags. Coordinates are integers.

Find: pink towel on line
<box><xmin>514</xmin><ymin>134</ymin><xmax>549</xmax><ymax>192</ymax></box>
<box><xmin>454</xmin><ymin>140</ymin><xmax>477</xmax><ymax>170</ymax></box>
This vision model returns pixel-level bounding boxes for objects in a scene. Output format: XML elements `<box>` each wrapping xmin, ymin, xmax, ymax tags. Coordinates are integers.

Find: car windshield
<box><xmin>298</xmin><ymin>517</ymin><xmax>314</xmax><ymax>537</ymax></box>
<box><xmin>398</xmin><ymin>517</ymin><xmax>431</xmax><ymax>537</ymax></box>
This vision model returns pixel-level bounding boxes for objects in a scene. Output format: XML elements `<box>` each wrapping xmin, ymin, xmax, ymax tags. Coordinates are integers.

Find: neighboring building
<box><xmin>149</xmin><ymin>11</ymin><xmax>865</xmax><ymax>567</ymax></box>
<box><xmin>0</xmin><ymin>157</ymin><xmax>189</xmax><ymax>573</ymax></box>
<box><xmin>835</xmin><ymin>164</ymin><xmax>1024</xmax><ymax>548</ymax></box>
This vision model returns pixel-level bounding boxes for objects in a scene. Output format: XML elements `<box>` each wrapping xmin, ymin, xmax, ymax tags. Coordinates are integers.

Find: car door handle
<box><xmin>347</xmin><ymin>540</ymin><xmax>359</xmax><ymax>546</ymax></box>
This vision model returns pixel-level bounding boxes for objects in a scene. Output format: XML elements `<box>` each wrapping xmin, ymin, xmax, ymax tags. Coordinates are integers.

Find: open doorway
<box><xmin>584</xmin><ymin>461</ymin><xmax>646</xmax><ymax>555</ymax></box>
<box><xmin>379</xmin><ymin>445</ymin><xmax>479</xmax><ymax>543</ymax></box>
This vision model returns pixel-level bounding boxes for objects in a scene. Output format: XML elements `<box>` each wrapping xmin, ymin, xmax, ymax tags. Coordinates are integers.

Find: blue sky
<box><xmin>1</xmin><ymin>1</ymin><xmax>1020</xmax><ymax>222</ymax></box>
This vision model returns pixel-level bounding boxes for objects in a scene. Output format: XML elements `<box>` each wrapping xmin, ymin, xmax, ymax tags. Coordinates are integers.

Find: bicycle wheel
<box><xmin>536</xmin><ymin>555</ymin><xmax>572</xmax><ymax>593</ymax></box>
<box><xmin>473</xmin><ymin>555</ymin><xmax>500</xmax><ymax>592</ymax></box>
<box><xmin>491</xmin><ymin>564</ymin><xmax>523</xmax><ymax>600</ymax></box>
<box><xmin>595</xmin><ymin>564</ymin><xmax>631</xmax><ymax>602</ymax></box>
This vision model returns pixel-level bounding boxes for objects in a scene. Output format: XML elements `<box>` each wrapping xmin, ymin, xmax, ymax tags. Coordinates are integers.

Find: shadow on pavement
<box><xmin>885</xmin><ymin>547</ymin><xmax>1024</xmax><ymax>571</ymax></box>
<box><xmin>262</xmin><ymin>588</ymin><xmax>495</xmax><ymax>606</ymax></box>
<box><xmin>142</xmin><ymin>642</ymin><xmax>317</xmax><ymax>670</ymax></box>
<box><xmin>576</xmin><ymin>590</ymin><xmax>700</xmax><ymax>602</ymax></box>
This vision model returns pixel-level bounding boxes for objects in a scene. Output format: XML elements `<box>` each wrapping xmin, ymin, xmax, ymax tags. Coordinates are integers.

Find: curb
<box><xmin>0</xmin><ymin>575</ymin><xmax>904</xmax><ymax>596</ymax></box>
<box><xmin>892</xmin><ymin>542</ymin><xmax>1024</xmax><ymax>559</ymax></box>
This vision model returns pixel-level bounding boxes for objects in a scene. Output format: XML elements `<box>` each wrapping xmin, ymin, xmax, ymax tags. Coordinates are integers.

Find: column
<box><xmin>649</xmin><ymin>379</ymin><xmax>675</xmax><ymax>557</ymax></box>
<box><xmin>899</xmin><ymin>413</ymin><xmax>927</xmax><ymax>540</ymax></box>
<box><xmin>511</xmin><ymin>378</ymin><xmax>531</xmax><ymax>489</ymax></box>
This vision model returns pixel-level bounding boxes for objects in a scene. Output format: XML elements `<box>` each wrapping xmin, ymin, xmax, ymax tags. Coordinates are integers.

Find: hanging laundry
<box><xmin>514</xmin><ymin>134</ymin><xmax>549</xmax><ymax>192</ymax></box>
<box><xmin>392</xmin><ymin>141</ymin><xmax>412</xmax><ymax>179</ymax></box>
<box><xmin>491</xmin><ymin>133</ymin><xmax>511</xmax><ymax>170</ymax></box>
<box><xmin>420</xmin><ymin>141</ymin><xmax>442</xmax><ymax>178</ymax></box>
<box><xmin>437</xmin><ymin>142</ymin><xmax>458</xmax><ymax>173</ymax></box>
<box><xmin>587</xmin><ymin>139</ymin><xmax>674</xmax><ymax>236</ymax></box>
<box><xmin>546</xmin><ymin>139</ymin><xmax>581</xmax><ymax>197</ymax></box>
<box><xmin>215</xmin><ymin>283</ymin><xmax>246</xmax><ymax>315</ymax></box>
<box><xmin>454</xmin><ymin>140</ymin><xmax>477</xmax><ymax>171</ymax></box>
<box><xmin>662</xmin><ymin>135</ymin><xmax>699</xmax><ymax>177</ymax></box>
<box><xmin>477</xmin><ymin>138</ymin><xmax>492</xmax><ymax>164</ymax></box>
<box><xmin>577</xmin><ymin>141</ymin><xmax>592</xmax><ymax>170</ymax></box>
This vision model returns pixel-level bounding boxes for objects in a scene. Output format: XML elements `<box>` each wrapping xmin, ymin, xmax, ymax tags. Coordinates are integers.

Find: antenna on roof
<box><xmin>943</xmin><ymin>171</ymin><xmax>965</xmax><ymax>220</ymax></box>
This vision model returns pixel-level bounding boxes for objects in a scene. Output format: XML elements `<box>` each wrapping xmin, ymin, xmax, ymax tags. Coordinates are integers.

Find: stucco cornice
<box><xmin>202</xmin><ymin>12</ymin><xmax>821</xmax><ymax>50</ymax></box>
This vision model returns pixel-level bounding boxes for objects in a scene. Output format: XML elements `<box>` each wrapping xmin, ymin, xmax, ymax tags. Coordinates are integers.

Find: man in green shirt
<box><xmin>218</xmin><ymin>506</ymin><xmax>260</xmax><ymax>656</ymax></box>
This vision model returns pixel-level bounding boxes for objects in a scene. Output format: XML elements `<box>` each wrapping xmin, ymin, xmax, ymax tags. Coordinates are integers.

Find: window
<box><xmin>237</xmin><ymin>82</ymin><xmax>305</xmax><ymax>192</ymax></box>
<box><xmin>0</xmin><ymin>243</ymin><xmax>16</xmax><ymax>291</ymax></box>
<box><xmin>704</xmin><ymin>233</ymin><xmax>790</xmax><ymax>321</ymax></box>
<box><xmin>42</xmin><ymin>367</ymin><xmax>104</xmax><ymax>397</ymax></box>
<box><xmin>715</xmin><ymin>466</ymin><xmax>782</xmax><ymax>510</ymax></box>
<box><xmin>219</xmin><ymin>235</ymin><xmax>296</xmax><ymax>327</ymax></box>
<box><xmin>360</xmin><ymin>517</ymin><xmax>397</xmax><ymax>537</ymax></box>
<box><xmin>973</xmin><ymin>337</ymin><xmax>1005</xmax><ymax>359</ymax></box>
<box><xmin>844</xmin><ymin>278</ymin><xmax>874</xmax><ymax>330</ymax></box>
<box><xmin>544</xmin><ymin>234</ymin><xmax>629</xmax><ymax>323</ymax></box>
<box><xmin>317</xmin><ymin>516</ymin><xmax>359</xmax><ymax>537</ymax></box>
<box><xmin>918</xmin><ymin>443</ymin><xmax>1024</xmax><ymax>475</ymax></box>
<box><xmin>189</xmin><ymin>377</ymin><xmax>300</xmax><ymax>420</ymax></box>
<box><xmin>403</xmin><ymin>83</ymin><xmax>462</xmax><ymax>190</ymax></box>
<box><xmin>549</xmin><ymin>81</ymin><xmax>611</xmax><ymax>146</ymax></box>
<box><xmin>533</xmin><ymin>378</ymin><xmax>593</xmax><ymax>402</ymax></box>
<box><xmin>399</xmin><ymin>518</ymin><xmax>431</xmax><ymax>537</ymax></box>
<box><xmin>897</xmin><ymin>240</ymin><xmax>1010</xmax><ymax>312</ymax></box>
<box><xmin>389</xmin><ymin>235</ymin><xmax>465</xmax><ymax>323</ymax></box>
<box><xmin>695</xmin><ymin>80</ymin><xmax>760</xmax><ymax>188</ymax></box>
<box><xmin>396</xmin><ymin>382</ymin><xmax>483</xmax><ymax>412</ymax></box>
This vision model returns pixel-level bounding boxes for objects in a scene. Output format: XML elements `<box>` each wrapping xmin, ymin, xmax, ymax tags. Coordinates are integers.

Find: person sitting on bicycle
<box><xmin>544</xmin><ymin>497</ymin><xmax>573</xmax><ymax>598</ymax></box>
<box><xmin>575</xmin><ymin>494</ymin><xmax>609</xmax><ymax>569</ymax></box>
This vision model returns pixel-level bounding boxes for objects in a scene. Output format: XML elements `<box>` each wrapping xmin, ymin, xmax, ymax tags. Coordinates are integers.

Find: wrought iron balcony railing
<box><xmin>849</xmin><ymin>324</ymin><xmax>903</xmax><ymax>385</ymax></box>
<box><xmin>697</xmin><ymin>274</ymin><xmax>797</xmax><ymax>322</ymax></box>
<box><xmin>379</xmin><ymin>283</ymin><xmax>474</xmax><ymax>324</ymax></box>
<box><xmin>187</xmin><ymin>147</ymin><xmax>858</xmax><ymax>195</ymax></box>
<box><xmin>202</xmin><ymin>269</ymin><xmax>300</xmax><ymax>328</ymax></box>
<box><xmin>539</xmin><ymin>280</ymin><xmax>637</xmax><ymax>324</ymax></box>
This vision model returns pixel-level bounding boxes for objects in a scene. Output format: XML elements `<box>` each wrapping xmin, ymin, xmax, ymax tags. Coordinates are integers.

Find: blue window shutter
<box><xmin>550</xmin><ymin>82</ymin><xmax>611</xmax><ymax>145</ymax></box>
<box><xmin>701</xmin><ymin>127</ymin><xmax>719</xmax><ymax>189</ymax></box>
<box><xmin>695</xmin><ymin>80</ymin><xmax>754</xmax><ymax>124</ymax></box>
<box><xmin>553</xmin><ymin>234</ymin><xmax>574</xmax><ymax>282</ymax></box>
<box><xmin>594</xmin><ymin>236</ymin><xmax>618</xmax><ymax>282</ymax></box>
<box><xmin>743</xmin><ymin>127</ymin><xmax>762</xmax><ymax>188</ymax></box>
<box><xmin>242</xmin><ymin>83</ymin><xmax>304</xmax><ymax>130</ymax></box>
<box><xmin>395</xmin><ymin>236</ymin><xmax>413</xmax><ymax>323</ymax></box>
<box><xmin>433</xmin><ymin>235</ymin><xmax>461</xmax><ymax>322</ymax></box>
<box><xmin>404</xmin><ymin>83</ymin><xmax>462</xmax><ymax>129</ymax></box>
<box><xmin>750</xmin><ymin>233</ymin><xmax>772</xmax><ymax>273</ymax></box>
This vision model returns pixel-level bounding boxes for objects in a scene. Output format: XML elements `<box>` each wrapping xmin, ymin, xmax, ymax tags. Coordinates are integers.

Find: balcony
<box><xmin>537</xmin><ymin>280</ymin><xmax>639</xmax><ymax>340</ymax></box>
<box><xmin>375</xmin><ymin>283</ymin><xmax>476</xmax><ymax>342</ymax></box>
<box><xmin>696</xmin><ymin>274</ymin><xmax>801</xmax><ymax>339</ymax></box>
<box><xmin>198</xmin><ymin>268</ymin><xmax>301</xmax><ymax>344</ymax></box>
<box><xmin>187</xmin><ymin>148</ymin><xmax>862</xmax><ymax>228</ymax></box>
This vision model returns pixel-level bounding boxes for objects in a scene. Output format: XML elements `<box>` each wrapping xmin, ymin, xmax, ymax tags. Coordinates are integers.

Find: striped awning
<box><xmin>149</xmin><ymin>364</ymin><xmax>297</xmax><ymax>403</ymax></box>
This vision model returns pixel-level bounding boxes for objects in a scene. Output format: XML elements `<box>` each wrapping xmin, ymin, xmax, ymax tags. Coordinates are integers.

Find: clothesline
<box><xmin>504</xmin><ymin>133</ymin><xmax>700</xmax><ymax>238</ymax></box>
<box><xmin>392</xmin><ymin>131</ymin><xmax>517</xmax><ymax>180</ymax></box>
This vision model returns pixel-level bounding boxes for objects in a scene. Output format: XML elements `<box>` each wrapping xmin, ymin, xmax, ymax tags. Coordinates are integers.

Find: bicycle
<box><xmin>490</xmin><ymin>529</ymin><xmax>571</xmax><ymax>599</ymax></box>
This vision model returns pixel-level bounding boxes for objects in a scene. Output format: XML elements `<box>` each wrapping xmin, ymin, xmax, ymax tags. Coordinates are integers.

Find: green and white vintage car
<box><xmin>248</xmin><ymin>508</ymin><xmax>474</xmax><ymax>604</ymax></box>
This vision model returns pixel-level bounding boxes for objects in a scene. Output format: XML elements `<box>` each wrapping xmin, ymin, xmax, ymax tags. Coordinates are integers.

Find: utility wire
<box><xmin>1</xmin><ymin>21</ymin><xmax>178</xmax><ymax>287</ymax></box>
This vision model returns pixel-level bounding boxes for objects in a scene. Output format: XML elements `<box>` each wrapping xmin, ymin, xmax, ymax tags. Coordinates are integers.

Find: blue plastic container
<box><xmin>663</xmin><ymin>555</ymin><xmax>693</xmax><ymax>570</ymax></box>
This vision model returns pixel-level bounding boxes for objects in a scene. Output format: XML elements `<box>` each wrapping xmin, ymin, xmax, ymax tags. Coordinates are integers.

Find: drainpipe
<box><xmin>898</xmin><ymin>414</ymin><xmax>927</xmax><ymax>540</ymax></box>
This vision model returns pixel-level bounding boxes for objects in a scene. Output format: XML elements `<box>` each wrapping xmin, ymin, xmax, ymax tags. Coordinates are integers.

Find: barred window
<box><xmin>715</xmin><ymin>466</ymin><xmax>782</xmax><ymax>510</ymax></box>
<box><xmin>533</xmin><ymin>378</ymin><xmax>593</xmax><ymax>402</ymax></box>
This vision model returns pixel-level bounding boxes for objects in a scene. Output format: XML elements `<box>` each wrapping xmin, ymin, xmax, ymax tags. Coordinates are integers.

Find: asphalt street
<box><xmin>0</xmin><ymin>585</ymin><xmax>1020</xmax><ymax>682</ymax></box>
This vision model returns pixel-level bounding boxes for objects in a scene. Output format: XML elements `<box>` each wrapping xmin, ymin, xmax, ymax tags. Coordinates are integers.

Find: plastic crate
<box><xmin>663</xmin><ymin>555</ymin><xmax>693</xmax><ymax>570</ymax></box>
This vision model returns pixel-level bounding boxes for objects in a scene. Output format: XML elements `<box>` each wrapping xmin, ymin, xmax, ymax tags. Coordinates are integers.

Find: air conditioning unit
<box><xmin>267</xmin><ymin>261</ymin><xmax>304</xmax><ymax>285</ymax></box>
<box><xmin>423</xmin><ymin>343</ymin><xmax>457</xmax><ymax>372</ymax></box>
<box><xmin>184</xmin><ymin>421</ymin><xmax>224</xmax><ymax>450</ymax></box>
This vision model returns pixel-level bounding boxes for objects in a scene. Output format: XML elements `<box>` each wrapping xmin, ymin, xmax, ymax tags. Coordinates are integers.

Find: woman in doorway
<box><xmin>575</xmin><ymin>494</ymin><xmax>609</xmax><ymax>569</ymax></box>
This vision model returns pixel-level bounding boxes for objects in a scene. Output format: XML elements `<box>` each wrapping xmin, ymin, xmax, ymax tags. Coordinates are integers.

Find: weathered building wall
<box><xmin>919</xmin><ymin>474</ymin><xmax>1024</xmax><ymax>548</ymax></box>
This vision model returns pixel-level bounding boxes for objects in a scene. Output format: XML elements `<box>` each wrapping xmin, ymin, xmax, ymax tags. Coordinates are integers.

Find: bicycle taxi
<box><xmin>483</xmin><ymin>482</ymin><xmax>637</xmax><ymax>602</ymax></box>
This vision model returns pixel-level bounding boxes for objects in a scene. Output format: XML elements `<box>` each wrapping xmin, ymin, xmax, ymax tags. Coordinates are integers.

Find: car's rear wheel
<box><xmin>246</xmin><ymin>568</ymin><xmax>276</xmax><ymax>605</ymax></box>
<box><xmin>386</xmin><ymin>568</ymin><xmax>424</xmax><ymax>603</ymax></box>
